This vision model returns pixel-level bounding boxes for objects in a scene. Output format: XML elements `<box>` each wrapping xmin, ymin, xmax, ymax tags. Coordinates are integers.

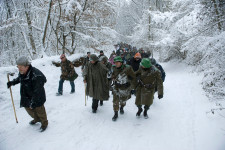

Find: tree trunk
<box><xmin>42</xmin><ymin>0</ymin><xmax>53</xmax><ymax>48</ymax></box>
<box><xmin>5</xmin><ymin>0</ymin><xmax>12</xmax><ymax>19</ymax></box>
<box><xmin>24</xmin><ymin>3</ymin><xmax>36</xmax><ymax>58</ymax></box>
<box><xmin>212</xmin><ymin>0</ymin><xmax>222</xmax><ymax>31</ymax></box>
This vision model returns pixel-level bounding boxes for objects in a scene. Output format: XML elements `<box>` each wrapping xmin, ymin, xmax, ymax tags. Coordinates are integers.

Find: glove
<box><xmin>7</xmin><ymin>81</ymin><xmax>13</xmax><ymax>88</ymax></box>
<box><xmin>158</xmin><ymin>95</ymin><xmax>163</xmax><ymax>99</ymax></box>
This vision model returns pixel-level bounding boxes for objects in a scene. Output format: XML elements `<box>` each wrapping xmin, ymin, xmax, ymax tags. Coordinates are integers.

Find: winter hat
<box><xmin>100</xmin><ymin>50</ymin><xmax>104</xmax><ymax>53</ymax></box>
<box><xmin>150</xmin><ymin>58</ymin><xmax>156</xmax><ymax>65</ymax></box>
<box><xmin>60</xmin><ymin>54</ymin><xmax>66</xmax><ymax>59</ymax></box>
<box><xmin>114</xmin><ymin>56</ymin><xmax>123</xmax><ymax>62</ymax></box>
<box><xmin>16</xmin><ymin>56</ymin><xmax>31</xmax><ymax>66</ymax></box>
<box><xmin>140</xmin><ymin>58</ymin><xmax>152</xmax><ymax>68</ymax></box>
<box><xmin>89</xmin><ymin>54</ymin><xmax>98</xmax><ymax>62</ymax></box>
<box><xmin>134</xmin><ymin>52</ymin><xmax>141</xmax><ymax>59</ymax></box>
<box><xmin>99</xmin><ymin>56</ymin><xmax>108</xmax><ymax>63</ymax></box>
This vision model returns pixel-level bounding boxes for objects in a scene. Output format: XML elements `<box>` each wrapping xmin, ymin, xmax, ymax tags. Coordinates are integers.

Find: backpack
<box><xmin>155</xmin><ymin>64</ymin><xmax>166</xmax><ymax>82</ymax></box>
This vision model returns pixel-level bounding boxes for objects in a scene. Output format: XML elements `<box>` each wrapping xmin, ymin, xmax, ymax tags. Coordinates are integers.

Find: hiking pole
<box><xmin>85</xmin><ymin>83</ymin><xmax>87</xmax><ymax>106</ymax></box>
<box><xmin>7</xmin><ymin>73</ymin><xmax>18</xmax><ymax>123</ymax></box>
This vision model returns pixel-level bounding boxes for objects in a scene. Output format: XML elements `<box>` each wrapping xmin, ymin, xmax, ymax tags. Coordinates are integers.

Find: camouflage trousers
<box><xmin>112</xmin><ymin>88</ymin><xmax>131</xmax><ymax>111</ymax></box>
<box><xmin>113</xmin><ymin>95</ymin><xmax>126</xmax><ymax>111</ymax></box>
<box><xmin>25</xmin><ymin>105</ymin><xmax>48</xmax><ymax>127</ymax></box>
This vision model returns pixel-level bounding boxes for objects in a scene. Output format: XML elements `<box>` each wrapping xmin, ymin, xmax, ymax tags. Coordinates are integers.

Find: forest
<box><xmin>0</xmin><ymin>0</ymin><xmax>224</xmax><ymax>100</ymax></box>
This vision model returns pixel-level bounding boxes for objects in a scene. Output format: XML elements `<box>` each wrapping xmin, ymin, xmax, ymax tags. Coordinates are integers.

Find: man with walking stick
<box><xmin>7</xmin><ymin>56</ymin><xmax>48</xmax><ymax>132</ymax></box>
<box><xmin>83</xmin><ymin>54</ymin><xmax>109</xmax><ymax>113</ymax></box>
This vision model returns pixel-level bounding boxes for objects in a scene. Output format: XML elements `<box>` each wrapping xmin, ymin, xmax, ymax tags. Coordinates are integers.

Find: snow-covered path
<box><xmin>0</xmin><ymin>59</ymin><xmax>224</xmax><ymax>150</ymax></box>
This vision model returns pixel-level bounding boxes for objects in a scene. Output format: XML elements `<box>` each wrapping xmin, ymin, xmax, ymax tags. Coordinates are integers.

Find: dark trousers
<box><xmin>137</xmin><ymin>105</ymin><xmax>150</xmax><ymax>110</ymax></box>
<box><xmin>25</xmin><ymin>105</ymin><xmax>48</xmax><ymax>127</ymax></box>
<box><xmin>58</xmin><ymin>79</ymin><xmax>75</xmax><ymax>94</ymax></box>
<box><xmin>92</xmin><ymin>99</ymin><xmax>99</xmax><ymax>110</ymax></box>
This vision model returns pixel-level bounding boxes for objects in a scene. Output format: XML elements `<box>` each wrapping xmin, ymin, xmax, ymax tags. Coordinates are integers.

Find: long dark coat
<box><xmin>83</xmin><ymin>61</ymin><xmax>109</xmax><ymax>101</ymax></box>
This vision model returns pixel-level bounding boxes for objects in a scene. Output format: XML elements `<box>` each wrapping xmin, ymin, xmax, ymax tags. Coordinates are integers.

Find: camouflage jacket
<box><xmin>60</xmin><ymin>59</ymin><xmax>77</xmax><ymax>81</ymax></box>
<box><xmin>111</xmin><ymin>64</ymin><xmax>135</xmax><ymax>101</ymax></box>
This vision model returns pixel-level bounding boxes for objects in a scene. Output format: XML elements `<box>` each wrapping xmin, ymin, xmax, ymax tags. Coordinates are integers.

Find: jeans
<box><xmin>58</xmin><ymin>79</ymin><xmax>75</xmax><ymax>94</ymax></box>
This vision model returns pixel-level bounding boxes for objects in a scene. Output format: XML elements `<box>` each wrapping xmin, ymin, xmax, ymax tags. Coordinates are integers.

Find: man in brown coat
<box><xmin>135</xmin><ymin>58</ymin><xmax>163</xmax><ymax>119</ymax></box>
<box><xmin>56</xmin><ymin>54</ymin><xmax>78</xmax><ymax>96</ymax></box>
<box><xmin>83</xmin><ymin>54</ymin><xmax>109</xmax><ymax>113</ymax></box>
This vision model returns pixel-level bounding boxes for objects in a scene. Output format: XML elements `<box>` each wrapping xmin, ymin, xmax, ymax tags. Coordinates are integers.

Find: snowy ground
<box><xmin>0</xmin><ymin>57</ymin><xmax>225</xmax><ymax>150</ymax></box>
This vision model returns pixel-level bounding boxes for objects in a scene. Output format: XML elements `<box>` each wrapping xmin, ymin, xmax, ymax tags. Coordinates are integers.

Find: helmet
<box><xmin>140</xmin><ymin>58</ymin><xmax>152</xmax><ymax>68</ymax></box>
<box><xmin>114</xmin><ymin>56</ymin><xmax>123</xmax><ymax>62</ymax></box>
<box><xmin>150</xmin><ymin>58</ymin><xmax>156</xmax><ymax>65</ymax></box>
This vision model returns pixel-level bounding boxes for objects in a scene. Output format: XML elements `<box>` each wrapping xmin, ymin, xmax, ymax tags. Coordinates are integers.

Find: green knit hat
<box><xmin>140</xmin><ymin>58</ymin><xmax>152</xmax><ymax>68</ymax></box>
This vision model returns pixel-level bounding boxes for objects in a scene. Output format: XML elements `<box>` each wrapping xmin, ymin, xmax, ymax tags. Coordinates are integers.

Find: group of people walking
<box><xmin>6</xmin><ymin>44</ymin><xmax>165</xmax><ymax>132</ymax></box>
<box><xmin>82</xmin><ymin>44</ymin><xmax>165</xmax><ymax>121</ymax></box>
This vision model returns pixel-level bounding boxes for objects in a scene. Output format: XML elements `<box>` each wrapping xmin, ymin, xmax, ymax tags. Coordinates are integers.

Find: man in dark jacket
<box><xmin>127</xmin><ymin>52</ymin><xmax>142</xmax><ymax>72</ymax></box>
<box><xmin>7</xmin><ymin>56</ymin><xmax>48</xmax><ymax>132</ymax></box>
<box><xmin>140</xmin><ymin>50</ymin><xmax>149</xmax><ymax>58</ymax></box>
<box><xmin>81</xmin><ymin>52</ymin><xmax>90</xmax><ymax>72</ymax></box>
<box><xmin>83</xmin><ymin>54</ymin><xmax>109</xmax><ymax>113</ymax></box>
<box><xmin>56</xmin><ymin>54</ymin><xmax>78</xmax><ymax>96</ymax></box>
<box><xmin>150</xmin><ymin>58</ymin><xmax>166</xmax><ymax>82</ymax></box>
<box><xmin>98</xmin><ymin>50</ymin><xmax>107</xmax><ymax>60</ymax></box>
<box><xmin>127</xmin><ymin>52</ymin><xmax>142</xmax><ymax>95</ymax></box>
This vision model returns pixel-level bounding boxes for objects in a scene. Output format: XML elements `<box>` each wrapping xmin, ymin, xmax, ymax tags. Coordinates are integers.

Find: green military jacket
<box><xmin>60</xmin><ymin>59</ymin><xmax>78</xmax><ymax>81</ymax></box>
<box><xmin>112</xmin><ymin>64</ymin><xmax>135</xmax><ymax>101</ymax></box>
<box><xmin>135</xmin><ymin>66</ymin><xmax>163</xmax><ymax>106</ymax></box>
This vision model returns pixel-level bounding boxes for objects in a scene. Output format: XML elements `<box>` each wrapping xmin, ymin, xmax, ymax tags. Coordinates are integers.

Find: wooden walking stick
<box><xmin>85</xmin><ymin>83</ymin><xmax>87</xmax><ymax>106</ymax></box>
<box><xmin>7</xmin><ymin>73</ymin><xmax>18</xmax><ymax>123</ymax></box>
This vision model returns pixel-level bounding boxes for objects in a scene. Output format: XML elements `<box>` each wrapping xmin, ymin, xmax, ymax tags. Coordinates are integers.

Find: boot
<box><xmin>112</xmin><ymin>111</ymin><xmax>118</xmax><ymax>121</ymax></box>
<box><xmin>100</xmin><ymin>100</ymin><xmax>103</xmax><ymax>106</ymax></box>
<box><xmin>92</xmin><ymin>99</ymin><xmax>98</xmax><ymax>113</ymax></box>
<box><xmin>40</xmin><ymin>126</ymin><xmax>47</xmax><ymax>132</ymax></box>
<box><xmin>143</xmin><ymin>105</ymin><xmax>149</xmax><ymax>119</ymax></box>
<box><xmin>56</xmin><ymin>92</ymin><xmax>62</xmax><ymax>96</ymax></box>
<box><xmin>29</xmin><ymin>120</ymin><xmax>37</xmax><ymax>125</ymax></box>
<box><xmin>136</xmin><ymin>106</ymin><xmax>143</xmax><ymax>117</ymax></box>
<box><xmin>92</xmin><ymin>109</ymin><xmax>97</xmax><ymax>113</ymax></box>
<box><xmin>143</xmin><ymin>109</ymin><xmax>148</xmax><ymax>118</ymax></box>
<box><xmin>120</xmin><ymin>106</ymin><xmax>124</xmax><ymax>114</ymax></box>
